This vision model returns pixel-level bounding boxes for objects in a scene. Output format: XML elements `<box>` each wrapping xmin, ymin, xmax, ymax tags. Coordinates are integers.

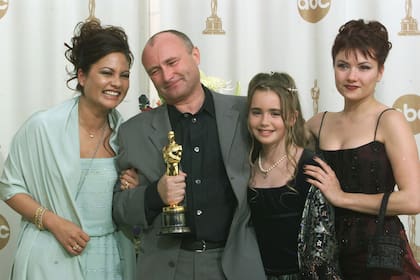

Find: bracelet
<box><xmin>33</xmin><ymin>206</ymin><xmax>47</xmax><ymax>230</ymax></box>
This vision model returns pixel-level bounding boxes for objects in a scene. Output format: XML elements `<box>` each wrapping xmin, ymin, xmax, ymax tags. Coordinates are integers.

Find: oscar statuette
<box><xmin>160</xmin><ymin>131</ymin><xmax>191</xmax><ymax>234</ymax></box>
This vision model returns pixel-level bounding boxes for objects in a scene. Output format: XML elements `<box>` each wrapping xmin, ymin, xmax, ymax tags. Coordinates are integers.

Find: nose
<box><xmin>261</xmin><ymin>113</ymin><xmax>270</xmax><ymax>125</ymax></box>
<box><xmin>111</xmin><ymin>75</ymin><xmax>122</xmax><ymax>88</ymax></box>
<box><xmin>162</xmin><ymin>66</ymin><xmax>174</xmax><ymax>82</ymax></box>
<box><xmin>347</xmin><ymin>67</ymin><xmax>358</xmax><ymax>81</ymax></box>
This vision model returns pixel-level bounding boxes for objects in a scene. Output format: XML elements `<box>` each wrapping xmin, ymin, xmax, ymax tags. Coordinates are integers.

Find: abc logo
<box><xmin>0</xmin><ymin>214</ymin><xmax>11</xmax><ymax>250</ymax></box>
<box><xmin>393</xmin><ymin>94</ymin><xmax>420</xmax><ymax>135</ymax></box>
<box><xmin>298</xmin><ymin>0</ymin><xmax>331</xmax><ymax>23</ymax></box>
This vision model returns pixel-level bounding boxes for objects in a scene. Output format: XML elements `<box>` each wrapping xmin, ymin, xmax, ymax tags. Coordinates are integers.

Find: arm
<box><xmin>116</xmin><ymin>169</ymin><xmax>187</xmax><ymax>225</ymax></box>
<box><xmin>5</xmin><ymin>193</ymin><xmax>89</xmax><ymax>255</ymax></box>
<box><xmin>113</xmin><ymin>110</ymin><xmax>187</xmax><ymax>227</ymax></box>
<box><xmin>379</xmin><ymin>110</ymin><xmax>420</xmax><ymax>214</ymax></box>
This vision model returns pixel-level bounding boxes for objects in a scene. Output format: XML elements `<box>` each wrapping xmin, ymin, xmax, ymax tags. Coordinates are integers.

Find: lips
<box><xmin>344</xmin><ymin>85</ymin><xmax>359</xmax><ymax>90</ymax></box>
<box><xmin>258</xmin><ymin>129</ymin><xmax>274</xmax><ymax>137</ymax></box>
<box><xmin>103</xmin><ymin>90</ymin><xmax>120</xmax><ymax>96</ymax></box>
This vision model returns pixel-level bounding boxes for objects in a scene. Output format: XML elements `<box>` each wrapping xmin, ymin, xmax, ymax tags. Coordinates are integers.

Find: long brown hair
<box><xmin>247</xmin><ymin>72</ymin><xmax>309</xmax><ymax>180</ymax></box>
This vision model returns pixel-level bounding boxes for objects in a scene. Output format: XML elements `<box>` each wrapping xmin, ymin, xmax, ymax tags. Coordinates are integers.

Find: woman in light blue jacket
<box><xmin>0</xmin><ymin>20</ymin><xmax>135</xmax><ymax>280</ymax></box>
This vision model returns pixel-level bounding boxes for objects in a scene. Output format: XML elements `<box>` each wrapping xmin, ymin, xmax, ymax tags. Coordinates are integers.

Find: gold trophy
<box><xmin>160</xmin><ymin>131</ymin><xmax>191</xmax><ymax>234</ymax></box>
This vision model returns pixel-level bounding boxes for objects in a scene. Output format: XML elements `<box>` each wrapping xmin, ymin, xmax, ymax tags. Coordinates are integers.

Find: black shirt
<box><xmin>248</xmin><ymin>149</ymin><xmax>316</xmax><ymax>276</ymax></box>
<box><xmin>146</xmin><ymin>87</ymin><xmax>236</xmax><ymax>242</ymax></box>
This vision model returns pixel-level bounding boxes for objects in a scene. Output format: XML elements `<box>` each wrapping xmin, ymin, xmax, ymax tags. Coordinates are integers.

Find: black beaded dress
<box><xmin>317</xmin><ymin>110</ymin><xmax>420</xmax><ymax>280</ymax></box>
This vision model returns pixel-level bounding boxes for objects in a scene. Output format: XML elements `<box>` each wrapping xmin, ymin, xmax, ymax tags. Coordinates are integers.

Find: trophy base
<box><xmin>160</xmin><ymin>225</ymin><xmax>191</xmax><ymax>235</ymax></box>
<box><xmin>399</xmin><ymin>18</ymin><xmax>420</xmax><ymax>35</ymax></box>
<box><xmin>160</xmin><ymin>205</ymin><xmax>191</xmax><ymax>235</ymax></box>
<box><xmin>203</xmin><ymin>16</ymin><xmax>225</xmax><ymax>34</ymax></box>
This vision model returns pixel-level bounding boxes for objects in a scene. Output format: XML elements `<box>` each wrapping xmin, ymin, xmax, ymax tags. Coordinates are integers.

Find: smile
<box><xmin>104</xmin><ymin>90</ymin><xmax>120</xmax><ymax>96</ymax></box>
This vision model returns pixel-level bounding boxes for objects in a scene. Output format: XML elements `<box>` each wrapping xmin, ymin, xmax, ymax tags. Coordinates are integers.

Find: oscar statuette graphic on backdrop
<box><xmin>203</xmin><ymin>0</ymin><xmax>225</xmax><ymax>34</ymax></box>
<box><xmin>399</xmin><ymin>0</ymin><xmax>420</xmax><ymax>35</ymax></box>
<box><xmin>160</xmin><ymin>131</ymin><xmax>191</xmax><ymax>234</ymax></box>
<box><xmin>0</xmin><ymin>0</ymin><xmax>9</xmax><ymax>20</ymax></box>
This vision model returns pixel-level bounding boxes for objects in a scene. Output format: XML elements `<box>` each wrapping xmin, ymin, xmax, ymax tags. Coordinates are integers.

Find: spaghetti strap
<box><xmin>318</xmin><ymin>111</ymin><xmax>328</xmax><ymax>140</ymax></box>
<box><xmin>373</xmin><ymin>108</ymin><xmax>395</xmax><ymax>141</ymax></box>
<box><xmin>314</xmin><ymin>111</ymin><xmax>328</xmax><ymax>152</ymax></box>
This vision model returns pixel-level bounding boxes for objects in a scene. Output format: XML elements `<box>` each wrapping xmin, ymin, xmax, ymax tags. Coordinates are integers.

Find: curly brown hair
<box><xmin>64</xmin><ymin>19</ymin><xmax>134</xmax><ymax>93</ymax></box>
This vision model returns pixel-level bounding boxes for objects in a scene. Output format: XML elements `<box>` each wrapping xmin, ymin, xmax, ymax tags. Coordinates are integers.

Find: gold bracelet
<box><xmin>33</xmin><ymin>206</ymin><xmax>47</xmax><ymax>230</ymax></box>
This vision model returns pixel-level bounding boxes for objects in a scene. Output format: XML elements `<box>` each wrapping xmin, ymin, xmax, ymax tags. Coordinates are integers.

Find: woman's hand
<box><xmin>304</xmin><ymin>156</ymin><xmax>346</xmax><ymax>207</ymax></box>
<box><xmin>119</xmin><ymin>168</ymin><xmax>139</xmax><ymax>190</ymax></box>
<box><xmin>43</xmin><ymin>211</ymin><xmax>90</xmax><ymax>256</ymax></box>
<box><xmin>5</xmin><ymin>194</ymin><xmax>89</xmax><ymax>256</ymax></box>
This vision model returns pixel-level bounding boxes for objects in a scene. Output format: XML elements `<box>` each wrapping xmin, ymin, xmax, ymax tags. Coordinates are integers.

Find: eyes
<box><xmin>250</xmin><ymin>108</ymin><xmax>282</xmax><ymax>117</ymax></box>
<box><xmin>148</xmin><ymin>58</ymin><xmax>179</xmax><ymax>77</ymax></box>
<box><xmin>335</xmin><ymin>62</ymin><xmax>373</xmax><ymax>71</ymax></box>
<box><xmin>100</xmin><ymin>69</ymin><xmax>130</xmax><ymax>79</ymax></box>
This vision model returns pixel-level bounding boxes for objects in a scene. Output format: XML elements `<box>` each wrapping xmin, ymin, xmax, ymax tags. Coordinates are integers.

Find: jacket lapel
<box><xmin>149</xmin><ymin>105</ymin><xmax>172</xmax><ymax>153</ymax></box>
<box><xmin>213</xmin><ymin>93</ymin><xmax>239</xmax><ymax>164</ymax></box>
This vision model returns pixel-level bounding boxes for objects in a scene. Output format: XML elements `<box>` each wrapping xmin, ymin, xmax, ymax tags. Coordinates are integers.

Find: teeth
<box><xmin>104</xmin><ymin>90</ymin><xmax>119</xmax><ymax>96</ymax></box>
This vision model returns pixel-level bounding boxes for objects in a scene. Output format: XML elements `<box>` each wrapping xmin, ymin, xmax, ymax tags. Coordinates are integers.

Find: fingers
<box><xmin>70</xmin><ymin>243</ymin><xmax>83</xmax><ymax>254</ymax></box>
<box><xmin>312</xmin><ymin>156</ymin><xmax>333</xmax><ymax>173</ymax></box>
<box><xmin>120</xmin><ymin>168</ymin><xmax>139</xmax><ymax>190</ymax></box>
<box><xmin>68</xmin><ymin>239</ymin><xmax>84</xmax><ymax>255</ymax></box>
<box><xmin>120</xmin><ymin>179</ymin><xmax>131</xmax><ymax>190</ymax></box>
<box><xmin>158</xmin><ymin>174</ymin><xmax>187</xmax><ymax>205</ymax></box>
<box><xmin>69</xmin><ymin>232</ymin><xmax>90</xmax><ymax>255</ymax></box>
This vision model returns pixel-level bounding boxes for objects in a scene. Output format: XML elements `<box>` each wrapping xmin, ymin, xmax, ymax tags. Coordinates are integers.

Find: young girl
<box><xmin>247</xmin><ymin>72</ymin><xmax>340</xmax><ymax>279</ymax></box>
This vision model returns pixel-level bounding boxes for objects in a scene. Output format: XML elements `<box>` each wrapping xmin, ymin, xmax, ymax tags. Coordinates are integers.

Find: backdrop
<box><xmin>1</xmin><ymin>0</ymin><xmax>419</xmax><ymax>277</ymax></box>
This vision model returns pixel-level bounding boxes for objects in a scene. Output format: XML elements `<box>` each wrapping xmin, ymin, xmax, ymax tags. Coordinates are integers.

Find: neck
<box><xmin>260</xmin><ymin>142</ymin><xmax>287</xmax><ymax>164</ymax></box>
<box><xmin>78</xmin><ymin>98</ymin><xmax>109</xmax><ymax>130</ymax></box>
<box><xmin>173</xmin><ymin>88</ymin><xmax>205</xmax><ymax>114</ymax></box>
<box><xmin>78</xmin><ymin>99</ymin><xmax>109</xmax><ymax>139</ymax></box>
<box><xmin>343</xmin><ymin>96</ymin><xmax>378</xmax><ymax>114</ymax></box>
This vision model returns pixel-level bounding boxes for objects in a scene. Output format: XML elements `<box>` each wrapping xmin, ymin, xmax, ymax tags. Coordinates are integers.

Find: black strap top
<box><xmin>317</xmin><ymin>109</ymin><xmax>396</xmax><ymax>214</ymax></box>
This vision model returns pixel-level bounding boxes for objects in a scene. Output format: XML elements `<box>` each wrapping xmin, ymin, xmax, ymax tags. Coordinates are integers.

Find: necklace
<box><xmin>75</xmin><ymin>121</ymin><xmax>107</xmax><ymax>199</ymax></box>
<box><xmin>81</xmin><ymin>125</ymin><xmax>103</xmax><ymax>139</ymax></box>
<box><xmin>80</xmin><ymin>119</ymin><xmax>107</xmax><ymax>139</ymax></box>
<box><xmin>258</xmin><ymin>153</ymin><xmax>287</xmax><ymax>178</ymax></box>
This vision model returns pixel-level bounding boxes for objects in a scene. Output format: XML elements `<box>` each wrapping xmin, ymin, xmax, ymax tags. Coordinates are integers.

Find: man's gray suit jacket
<box><xmin>113</xmin><ymin>90</ymin><xmax>265</xmax><ymax>280</ymax></box>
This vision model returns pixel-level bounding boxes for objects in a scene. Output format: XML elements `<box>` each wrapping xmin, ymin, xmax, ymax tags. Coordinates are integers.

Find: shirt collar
<box><xmin>167</xmin><ymin>85</ymin><xmax>215</xmax><ymax>120</ymax></box>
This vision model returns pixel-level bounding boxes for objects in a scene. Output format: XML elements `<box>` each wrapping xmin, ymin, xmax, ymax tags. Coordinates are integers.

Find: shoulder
<box><xmin>306</xmin><ymin>111</ymin><xmax>327</xmax><ymax>135</ymax></box>
<box><xmin>10</xmin><ymin>98</ymin><xmax>77</xmax><ymax>146</ymax></box>
<box><xmin>121</xmin><ymin>105</ymin><xmax>166</xmax><ymax>129</ymax></box>
<box><xmin>299</xmin><ymin>149</ymin><xmax>317</xmax><ymax>166</ymax></box>
<box><xmin>376</xmin><ymin>108</ymin><xmax>410</xmax><ymax>142</ymax></box>
<box><xmin>211</xmin><ymin>91</ymin><xmax>247</xmax><ymax>114</ymax></box>
<box><xmin>377</xmin><ymin>108</ymin><xmax>406</xmax><ymax>125</ymax></box>
<box><xmin>212</xmin><ymin>91</ymin><xmax>246</xmax><ymax>103</ymax></box>
<box><xmin>23</xmin><ymin>98</ymin><xmax>77</xmax><ymax>131</ymax></box>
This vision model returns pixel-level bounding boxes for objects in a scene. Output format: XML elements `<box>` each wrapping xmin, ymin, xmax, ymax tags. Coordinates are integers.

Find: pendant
<box><xmin>262</xmin><ymin>171</ymin><xmax>268</xmax><ymax>179</ymax></box>
<box><xmin>89</xmin><ymin>134</ymin><xmax>94</xmax><ymax>138</ymax></box>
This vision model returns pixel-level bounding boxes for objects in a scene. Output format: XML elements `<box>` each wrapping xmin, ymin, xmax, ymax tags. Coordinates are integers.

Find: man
<box><xmin>112</xmin><ymin>30</ymin><xmax>265</xmax><ymax>280</ymax></box>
